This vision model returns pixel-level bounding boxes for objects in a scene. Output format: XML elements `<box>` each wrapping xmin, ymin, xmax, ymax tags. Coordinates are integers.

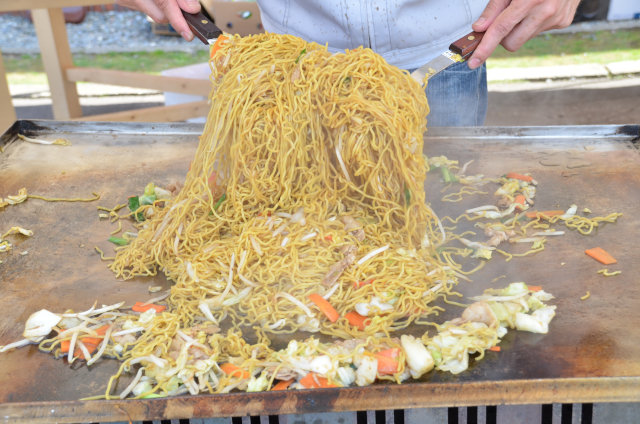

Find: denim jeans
<box><xmin>418</xmin><ymin>61</ymin><xmax>488</xmax><ymax>127</ymax></box>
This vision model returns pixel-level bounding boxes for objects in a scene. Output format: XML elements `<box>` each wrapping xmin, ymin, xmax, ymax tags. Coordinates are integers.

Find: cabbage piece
<box><xmin>23</xmin><ymin>309</ymin><xmax>61</xmax><ymax>342</ymax></box>
<box><xmin>336</xmin><ymin>366</ymin><xmax>356</xmax><ymax>386</ymax></box>
<box><xmin>355</xmin><ymin>356</ymin><xmax>377</xmax><ymax>386</ymax></box>
<box><xmin>515</xmin><ymin>306</ymin><xmax>556</xmax><ymax>334</ymax></box>
<box><xmin>247</xmin><ymin>374</ymin><xmax>269</xmax><ymax>392</ymax></box>
<box><xmin>438</xmin><ymin>354</ymin><xmax>469</xmax><ymax>375</ymax></box>
<box><xmin>401</xmin><ymin>335</ymin><xmax>434</xmax><ymax>379</ymax></box>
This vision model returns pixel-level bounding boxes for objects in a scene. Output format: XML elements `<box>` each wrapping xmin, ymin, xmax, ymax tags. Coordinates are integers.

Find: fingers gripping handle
<box><xmin>182</xmin><ymin>10</ymin><xmax>223</xmax><ymax>44</ymax></box>
<box><xmin>449</xmin><ymin>31</ymin><xmax>484</xmax><ymax>59</ymax></box>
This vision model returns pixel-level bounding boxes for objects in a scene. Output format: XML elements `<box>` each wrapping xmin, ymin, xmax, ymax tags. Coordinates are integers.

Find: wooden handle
<box><xmin>449</xmin><ymin>31</ymin><xmax>484</xmax><ymax>59</ymax></box>
<box><xmin>182</xmin><ymin>10</ymin><xmax>223</xmax><ymax>44</ymax></box>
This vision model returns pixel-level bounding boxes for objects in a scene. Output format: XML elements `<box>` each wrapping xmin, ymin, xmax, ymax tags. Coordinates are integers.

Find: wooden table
<box><xmin>1</xmin><ymin>122</ymin><xmax>639</xmax><ymax>423</ymax></box>
<box><xmin>0</xmin><ymin>0</ymin><xmax>211</xmax><ymax>132</ymax></box>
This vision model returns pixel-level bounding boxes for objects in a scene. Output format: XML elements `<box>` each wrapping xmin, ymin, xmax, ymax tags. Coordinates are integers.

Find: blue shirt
<box><xmin>257</xmin><ymin>0</ymin><xmax>488</xmax><ymax>69</ymax></box>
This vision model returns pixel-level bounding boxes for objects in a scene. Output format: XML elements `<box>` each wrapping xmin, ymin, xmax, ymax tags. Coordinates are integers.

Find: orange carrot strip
<box><xmin>345</xmin><ymin>311</ymin><xmax>370</xmax><ymax>330</ymax></box>
<box><xmin>525</xmin><ymin>210</ymin><xmax>565</xmax><ymax>219</ymax></box>
<box><xmin>489</xmin><ymin>346</ymin><xmax>501</xmax><ymax>352</ymax></box>
<box><xmin>514</xmin><ymin>194</ymin><xmax>527</xmax><ymax>210</ymax></box>
<box><xmin>272</xmin><ymin>379</ymin><xmax>295</xmax><ymax>391</ymax></box>
<box><xmin>220</xmin><ymin>363</ymin><xmax>250</xmax><ymax>379</ymax></box>
<box><xmin>132</xmin><ymin>302</ymin><xmax>166</xmax><ymax>313</ymax></box>
<box><xmin>209</xmin><ymin>34</ymin><xmax>229</xmax><ymax>59</ymax></box>
<box><xmin>376</xmin><ymin>347</ymin><xmax>400</xmax><ymax>359</ymax></box>
<box><xmin>208</xmin><ymin>171</ymin><xmax>217</xmax><ymax>191</ymax></box>
<box><xmin>308</xmin><ymin>293</ymin><xmax>340</xmax><ymax>323</ymax></box>
<box><xmin>60</xmin><ymin>340</ymin><xmax>98</xmax><ymax>358</ymax></box>
<box><xmin>375</xmin><ymin>350</ymin><xmax>400</xmax><ymax>375</ymax></box>
<box><xmin>354</xmin><ymin>278</ymin><xmax>374</xmax><ymax>289</ymax></box>
<box><xmin>80</xmin><ymin>336</ymin><xmax>103</xmax><ymax>346</ymax></box>
<box><xmin>528</xmin><ymin>285</ymin><xmax>543</xmax><ymax>292</ymax></box>
<box><xmin>585</xmin><ymin>247</ymin><xmax>617</xmax><ymax>265</ymax></box>
<box><xmin>80</xmin><ymin>325</ymin><xmax>110</xmax><ymax>345</ymax></box>
<box><xmin>505</xmin><ymin>172</ymin><xmax>533</xmax><ymax>182</ymax></box>
<box><xmin>299</xmin><ymin>372</ymin><xmax>337</xmax><ymax>389</ymax></box>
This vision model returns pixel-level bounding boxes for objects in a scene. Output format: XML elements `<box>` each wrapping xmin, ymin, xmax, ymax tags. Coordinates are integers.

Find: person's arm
<box><xmin>467</xmin><ymin>0</ymin><xmax>581</xmax><ymax>69</ymax></box>
<box><xmin>116</xmin><ymin>0</ymin><xmax>201</xmax><ymax>41</ymax></box>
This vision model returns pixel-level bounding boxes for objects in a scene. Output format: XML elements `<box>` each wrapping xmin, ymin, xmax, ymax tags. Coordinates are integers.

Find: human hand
<box><xmin>116</xmin><ymin>0</ymin><xmax>201</xmax><ymax>41</ymax></box>
<box><xmin>468</xmin><ymin>0</ymin><xmax>581</xmax><ymax>69</ymax></box>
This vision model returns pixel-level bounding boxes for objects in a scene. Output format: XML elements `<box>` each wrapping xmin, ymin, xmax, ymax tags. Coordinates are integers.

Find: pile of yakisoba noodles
<box><xmin>112</xmin><ymin>32</ymin><xmax>448</xmax><ymax>336</ymax></box>
<box><xmin>1</xmin><ymin>33</ymin><xmax>556</xmax><ymax>398</ymax></box>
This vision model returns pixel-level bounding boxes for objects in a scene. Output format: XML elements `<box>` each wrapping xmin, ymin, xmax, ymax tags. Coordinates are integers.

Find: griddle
<box><xmin>0</xmin><ymin>121</ymin><xmax>639</xmax><ymax>423</ymax></box>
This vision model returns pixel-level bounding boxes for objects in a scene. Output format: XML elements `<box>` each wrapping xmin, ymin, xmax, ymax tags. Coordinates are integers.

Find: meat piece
<box><xmin>167</xmin><ymin>334</ymin><xmax>210</xmax><ymax>362</ymax></box>
<box><xmin>191</xmin><ymin>324</ymin><xmax>221</xmax><ymax>335</ymax></box>
<box><xmin>265</xmin><ymin>366</ymin><xmax>299</xmax><ymax>381</ymax></box>
<box><xmin>461</xmin><ymin>301</ymin><xmax>497</xmax><ymax>327</ymax></box>
<box><xmin>484</xmin><ymin>227</ymin><xmax>516</xmax><ymax>247</ymax></box>
<box><xmin>166</xmin><ymin>181</ymin><xmax>183</xmax><ymax>196</ymax></box>
<box><xmin>495</xmin><ymin>195</ymin><xmax>512</xmax><ymax>209</ymax></box>
<box><xmin>321</xmin><ymin>246</ymin><xmax>356</xmax><ymax>286</ymax></box>
<box><xmin>341</xmin><ymin>216</ymin><xmax>365</xmax><ymax>241</ymax></box>
<box><xmin>334</xmin><ymin>338</ymin><xmax>366</xmax><ymax>352</ymax></box>
<box><xmin>339</xmin><ymin>244</ymin><xmax>357</xmax><ymax>257</ymax></box>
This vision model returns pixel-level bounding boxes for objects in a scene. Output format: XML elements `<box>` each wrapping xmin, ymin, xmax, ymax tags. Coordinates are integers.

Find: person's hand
<box><xmin>468</xmin><ymin>0</ymin><xmax>581</xmax><ymax>69</ymax></box>
<box><xmin>116</xmin><ymin>0</ymin><xmax>201</xmax><ymax>41</ymax></box>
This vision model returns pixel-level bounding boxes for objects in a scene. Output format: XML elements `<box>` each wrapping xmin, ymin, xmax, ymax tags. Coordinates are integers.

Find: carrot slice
<box><xmin>60</xmin><ymin>340</ymin><xmax>98</xmax><ymax>359</ymax></box>
<box><xmin>345</xmin><ymin>311</ymin><xmax>370</xmax><ymax>330</ymax></box>
<box><xmin>514</xmin><ymin>194</ymin><xmax>527</xmax><ymax>210</ymax></box>
<box><xmin>375</xmin><ymin>349</ymin><xmax>400</xmax><ymax>375</ymax></box>
<box><xmin>272</xmin><ymin>379</ymin><xmax>295</xmax><ymax>391</ymax></box>
<box><xmin>208</xmin><ymin>171</ymin><xmax>217</xmax><ymax>191</ymax></box>
<box><xmin>308</xmin><ymin>293</ymin><xmax>340</xmax><ymax>322</ymax></box>
<box><xmin>505</xmin><ymin>172</ymin><xmax>533</xmax><ymax>183</ymax></box>
<box><xmin>132</xmin><ymin>302</ymin><xmax>166</xmax><ymax>313</ymax></box>
<box><xmin>220</xmin><ymin>363</ymin><xmax>250</xmax><ymax>379</ymax></box>
<box><xmin>585</xmin><ymin>247</ymin><xmax>617</xmax><ymax>265</ymax></box>
<box><xmin>376</xmin><ymin>347</ymin><xmax>400</xmax><ymax>359</ymax></box>
<box><xmin>527</xmin><ymin>285</ymin><xmax>543</xmax><ymax>292</ymax></box>
<box><xmin>354</xmin><ymin>278</ymin><xmax>374</xmax><ymax>289</ymax></box>
<box><xmin>489</xmin><ymin>346</ymin><xmax>501</xmax><ymax>352</ymax></box>
<box><xmin>60</xmin><ymin>325</ymin><xmax>110</xmax><ymax>355</ymax></box>
<box><xmin>210</xmin><ymin>34</ymin><xmax>229</xmax><ymax>59</ymax></box>
<box><xmin>299</xmin><ymin>372</ymin><xmax>337</xmax><ymax>389</ymax></box>
<box><xmin>525</xmin><ymin>210</ymin><xmax>565</xmax><ymax>219</ymax></box>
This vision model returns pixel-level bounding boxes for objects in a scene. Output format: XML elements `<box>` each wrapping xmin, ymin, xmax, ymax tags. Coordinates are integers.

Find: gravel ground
<box><xmin>0</xmin><ymin>11</ymin><xmax>201</xmax><ymax>54</ymax></box>
<box><xmin>1</xmin><ymin>11</ymin><xmax>639</xmax><ymax>55</ymax></box>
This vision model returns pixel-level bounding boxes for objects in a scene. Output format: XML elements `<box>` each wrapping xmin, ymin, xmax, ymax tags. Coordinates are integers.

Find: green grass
<box><xmin>4</xmin><ymin>50</ymin><xmax>210</xmax><ymax>85</ymax></box>
<box><xmin>3</xmin><ymin>28</ymin><xmax>640</xmax><ymax>84</ymax></box>
<box><xmin>487</xmin><ymin>28</ymin><xmax>640</xmax><ymax>68</ymax></box>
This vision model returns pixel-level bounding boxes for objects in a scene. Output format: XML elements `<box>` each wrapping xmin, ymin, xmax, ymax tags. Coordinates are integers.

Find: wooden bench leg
<box><xmin>32</xmin><ymin>7</ymin><xmax>82</xmax><ymax>120</ymax></box>
<box><xmin>0</xmin><ymin>51</ymin><xmax>17</xmax><ymax>133</ymax></box>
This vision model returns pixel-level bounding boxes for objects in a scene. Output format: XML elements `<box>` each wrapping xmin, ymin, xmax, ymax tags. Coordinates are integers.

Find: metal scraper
<box><xmin>410</xmin><ymin>31</ymin><xmax>484</xmax><ymax>83</ymax></box>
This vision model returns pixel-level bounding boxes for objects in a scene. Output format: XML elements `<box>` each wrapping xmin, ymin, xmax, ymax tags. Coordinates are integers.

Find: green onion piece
<box><xmin>127</xmin><ymin>196</ymin><xmax>140</xmax><ymax>212</ymax></box>
<box><xmin>295</xmin><ymin>48</ymin><xmax>307</xmax><ymax>64</ymax></box>
<box><xmin>143</xmin><ymin>182</ymin><xmax>155</xmax><ymax>197</ymax></box>
<box><xmin>404</xmin><ymin>188</ymin><xmax>411</xmax><ymax>205</ymax></box>
<box><xmin>440</xmin><ymin>166</ymin><xmax>458</xmax><ymax>183</ymax></box>
<box><xmin>108</xmin><ymin>236</ymin><xmax>128</xmax><ymax>246</ymax></box>
<box><xmin>213</xmin><ymin>193</ymin><xmax>227</xmax><ymax>211</ymax></box>
<box><xmin>141</xmin><ymin>393</ymin><xmax>165</xmax><ymax>399</ymax></box>
<box><xmin>127</xmin><ymin>196</ymin><xmax>145</xmax><ymax>222</ymax></box>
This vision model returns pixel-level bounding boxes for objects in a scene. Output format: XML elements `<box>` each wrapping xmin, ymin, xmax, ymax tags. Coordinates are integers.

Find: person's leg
<box><xmin>423</xmin><ymin>61</ymin><xmax>487</xmax><ymax>127</ymax></box>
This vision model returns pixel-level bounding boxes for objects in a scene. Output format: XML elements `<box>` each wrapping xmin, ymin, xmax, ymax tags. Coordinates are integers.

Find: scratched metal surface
<box><xmin>0</xmin><ymin>121</ymin><xmax>638</xmax><ymax>423</ymax></box>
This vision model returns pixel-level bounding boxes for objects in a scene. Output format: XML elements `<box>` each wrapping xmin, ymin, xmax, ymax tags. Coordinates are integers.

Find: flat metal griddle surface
<box><xmin>0</xmin><ymin>121</ymin><xmax>639</xmax><ymax>422</ymax></box>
